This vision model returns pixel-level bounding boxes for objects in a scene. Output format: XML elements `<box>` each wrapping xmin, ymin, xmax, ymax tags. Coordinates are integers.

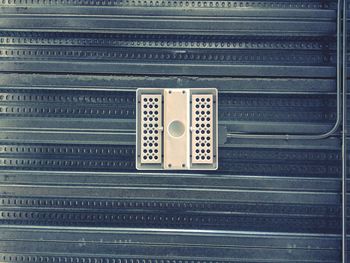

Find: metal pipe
<box><xmin>227</xmin><ymin>0</ymin><xmax>343</xmax><ymax>140</ymax></box>
<box><xmin>341</xmin><ymin>0</ymin><xmax>347</xmax><ymax>261</ymax></box>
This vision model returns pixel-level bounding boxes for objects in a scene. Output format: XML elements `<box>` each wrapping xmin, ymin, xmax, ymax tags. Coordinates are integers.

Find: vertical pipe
<box><xmin>342</xmin><ymin>0</ymin><xmax>347</xmax><ymax>261</ymax></box>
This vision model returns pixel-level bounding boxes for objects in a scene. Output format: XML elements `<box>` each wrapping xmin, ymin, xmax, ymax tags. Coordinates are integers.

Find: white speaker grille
<box><xmin>192</xmin><ymin>94</ymin><xmax>213</xmax><ymax>164</ymax></box>
<box><xmin>140</xmin><ymin>94</ymin><xmax>162</xmax><ymax>164</ymax></box>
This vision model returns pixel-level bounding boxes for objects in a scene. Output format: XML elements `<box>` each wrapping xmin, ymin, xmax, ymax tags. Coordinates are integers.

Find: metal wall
<box><xmin>0</xmin><ymin>0</ymin><xmax>349</xmax><ymax>262</ymax></box>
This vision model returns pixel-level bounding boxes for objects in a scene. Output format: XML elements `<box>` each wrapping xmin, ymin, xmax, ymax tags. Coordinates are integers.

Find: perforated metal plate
<box><xmin>136</xmin><ymin>88</ymin><xmax>218</xmax><ymax>170</ymax></box>
<box><xmin>192</xmin><ymin>94</ymin><xmax>214</xmax><ymax>164</ymax></box>
<box><xmin>140</xmin><ymin>94</ymin><xmax>162</xmax><ymax>164</ymax></box>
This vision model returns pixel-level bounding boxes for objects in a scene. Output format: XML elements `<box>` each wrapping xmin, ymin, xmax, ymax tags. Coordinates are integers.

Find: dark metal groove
<box><xmin>0</xmin><ymin>176</ymin><xmax>342</xmax><ymax>233</ymax></box>
<box><xmin>0</xmin><ymin>226</ymin><xmax>344</xmax><ymax>263</ymax></box>
<box><xmin>0</xmin><ymin>142</ymin><xmax>341</xmax><ymax>177</ymax></box>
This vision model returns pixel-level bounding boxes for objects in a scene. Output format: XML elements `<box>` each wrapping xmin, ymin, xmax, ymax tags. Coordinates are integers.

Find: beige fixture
<box><xmin>136</xmin><ymin>88</ymin><xmax>218</xmax><ymax>170</ymax></box>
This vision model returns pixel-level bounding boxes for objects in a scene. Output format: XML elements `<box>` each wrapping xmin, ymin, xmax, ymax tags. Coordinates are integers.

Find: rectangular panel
<box><xmin>140</xmin><ymin>94</ymin><xmax>162</xmax><ymax>164</ymax></box>
<box><xmin>163</xmin><ymin>89</ymin><xmax>189</xmax><ymax>169</ymax></box>
<box><xmin>192</xmin><ymin>94</ymin><xmax>213</xmax><ymax>164</ymax></box>
<box><xmin>136</xmin><ymin>88</ymin><xmax>217</xmax><ymax>170</ymax></box>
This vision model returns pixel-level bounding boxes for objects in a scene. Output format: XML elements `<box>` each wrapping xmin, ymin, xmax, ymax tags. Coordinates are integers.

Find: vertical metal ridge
<box><xmin>341</xmin><ymin>0</ymin><xmax>347</xmax><ymax>262</ymax></box>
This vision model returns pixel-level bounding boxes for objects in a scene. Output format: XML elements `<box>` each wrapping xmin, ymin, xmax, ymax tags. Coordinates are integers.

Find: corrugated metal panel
<box><xmin>0</xmin><ymin>0</ymin><xmax>348</xmax><ymax>262</ymax></box>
